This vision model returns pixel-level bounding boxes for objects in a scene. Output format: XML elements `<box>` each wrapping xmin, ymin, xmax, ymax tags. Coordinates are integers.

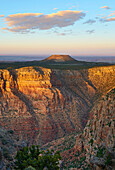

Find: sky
<box><xmin>0</xmin><ymin>0</ymin><xmax>115</xmax><ymax>56</ymax></box>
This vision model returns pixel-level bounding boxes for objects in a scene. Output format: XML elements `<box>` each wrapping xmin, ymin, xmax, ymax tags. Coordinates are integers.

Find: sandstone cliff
<box><xmin>74</xmin><ymin>88</ymin><xmax>115</xmax><ymax>169</ymax></box>
<box><xmin>0</xmin><ymin>65</ymin><xmax>115</xmax><ymax>145</ymax></box>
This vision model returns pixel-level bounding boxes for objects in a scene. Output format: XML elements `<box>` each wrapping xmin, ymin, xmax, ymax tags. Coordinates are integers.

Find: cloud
<box><xmin>2</xmin><ymin>10</ymin><xmax>86</xmax><ymax>33</ymax></box>
<box><xmin>69</xmin><ymin>6</ymin><xmax>76</xmax><ymax>9</ymax></box>
<box><xmin>97</xmin><ymin>14</ymin><xmax>105</xmax><ymax>16</ymax></box>
<box><xmin>54</xmin><ymin>32</ymin><xmax>66</xmax><ymax>36</ymax></box>
<box><xmin>106</xmin><ymin>17</ymin><xmax>115</xmax><ymax>22</ymax></box>
<box><xmin>53</xmin><ymin>29</ymin><xmax>72</xmax><ymax>36</ymax></box>
<box><xmin>100</xmin><ymin>6</ymin><xmax>111</xmax><ymax>10</ymax></box>
<box><xmin>53</xmin><ymin>8</ymin><xmax>58</xmax><ymax>10</ymax></box>
<box><xmin>0</xmin><ymin>15</ymin><xmax>4</xmax><ymax>17</ymax></box>
<box><xmin>109</xmin><ymin>11</ymin><xmax>115</xmax><ymax>17</ymax></box>
<box><xmin>86</xmin><ymin>30</ymin><xmax>95</xmax><ymax>34</ymax></box>
<box><xmin>97</xmin><ymin>11</ymin><xmax>115</xmax><ymax>23</ymax></box>
<box><xmin>95</xmin><ymin>17</ymin><xmax>99</xmax><ymax>19</ymax></box>
<box><xmin>83</xmin><ymin>19</ymin><xmax>96</xmax><ymax>24</ymax></box>
<box><xmin>100</xmin><ymin>17</ymin><xmax>115</xmax><ymax>22</ymax></box>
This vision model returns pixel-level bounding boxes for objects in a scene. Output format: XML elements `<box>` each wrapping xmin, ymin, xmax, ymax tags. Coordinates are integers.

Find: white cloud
<box><xmin>2</xmin><ymin>11</ymin><xmax>86</xmax><ymax>33</ymax></box>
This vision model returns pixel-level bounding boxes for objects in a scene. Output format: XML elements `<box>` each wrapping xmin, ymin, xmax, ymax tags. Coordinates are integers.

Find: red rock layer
<box><xmin>0</xmin><ymin>66</ymin><xmax>115</xmax><ymax>145</ymax></box>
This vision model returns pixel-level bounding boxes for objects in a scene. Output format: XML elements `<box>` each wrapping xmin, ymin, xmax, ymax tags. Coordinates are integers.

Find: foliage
<box><xmin>1</xmin><ymin>138</ymin><xmax>8</xmax><ymax>145</ymax></box>
<box><xmin>0</xmin><ymin>59</ymin><xmax>111</xmax><ymax>70</ymax></box>
<box><xmin>7</xmin><ymin>129</ymin><xmax>14</xmax><ymax>134</ymax></box>
<box><xmin>89</xmin><ymin>139</ymin><xmax>94</xmax><ymax>146</ymax></box>
<box><xmin>14</xmin><ymin>145</ymin><xmax>61</xmax><ymax>170</ymax></box>
<box><xmin>96</xmin><ymin>146</ymin><xmax>106</xmax><ymax>158</ymax></box>
<box><xmin>105</xmin><ymin>154</ymin><xmax>112</xmax><ymax>165</ymax></box>
<box><xmin>24</xmin><ymin>166</ymin><xmax>36</xmax><ymax>170</ymax></box>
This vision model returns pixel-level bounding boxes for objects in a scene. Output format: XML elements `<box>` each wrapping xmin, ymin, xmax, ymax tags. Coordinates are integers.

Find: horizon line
<box><xmin>0</xmin><ymin>55</ymin><xmax>115</xmax><ymax>57</ymax></box>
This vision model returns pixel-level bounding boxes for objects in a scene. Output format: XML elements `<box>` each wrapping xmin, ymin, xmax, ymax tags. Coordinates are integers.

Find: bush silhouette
<box><xmin>15</xmin><ymin>145</ymin><xmax>61</xmax><ymax>170</ymax></box>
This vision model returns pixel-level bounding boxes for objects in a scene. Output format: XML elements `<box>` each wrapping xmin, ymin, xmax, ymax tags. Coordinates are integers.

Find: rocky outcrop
<box><xmin>74</xmin><ymin>88</ymin><xmax>115</xmax><ymax>169</ymax></box>
<box><xmin>0</xmin><ymin>65</ymin><xmax>115</xmax><ymax>145</ymax></box>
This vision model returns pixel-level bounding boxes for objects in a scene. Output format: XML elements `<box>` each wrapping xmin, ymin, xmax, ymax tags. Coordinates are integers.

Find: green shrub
<box><xmin>24</xmin><ymin>166</ymin><xmax>36</xmax><ymax>170</ymax></box>
<box><xmin>1</xmin><ymin>138</ymin><xmax>8</xmax><ymax>145</ymax></box>
<box><xmin>96</xmin><ymin>146</ymin><xmax>106</xmax><ymax>158</ymax></box>
<box><xmin>89</xmin><ymin>139</ymin><xmax>93</xmax><ymax>146</ymax></box>
<box><xmin>105</xmin><ymin>154</ymin><xmax>112</xmax><ymax>165</ymax></box>
<box><xmin>8</xmin><ymin>130</ymin><xmax>14</xmax><ymax>134</ymax></box>
<box><xmin>2</xmin><ymin>147</ymin><xmax>13</xmax><ymax>161</ymax></box>
<box><xmin>15</xmin><ymin>145</ymin><xmax>61</xmax><ymax>170</ymax></box>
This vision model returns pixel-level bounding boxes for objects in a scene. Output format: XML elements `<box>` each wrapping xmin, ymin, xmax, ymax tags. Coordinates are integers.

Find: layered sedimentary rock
<box><xmin>74</xmin><ymin>88</ymin><xmax>115</xmax><ymax>169</ymax></box>
<box><xmin>0</xmin><ymin>66</ymin><xmax>115</xmax><ymax>145</ymax></box>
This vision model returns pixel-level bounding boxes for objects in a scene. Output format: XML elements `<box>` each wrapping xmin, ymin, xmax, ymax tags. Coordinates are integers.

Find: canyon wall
<box><xmin>0</xmin><ymin>65</ymin><xmax>115</xmax><ymax>145</ymax></box>
<box><xmin>74</xmin><ymin>88</ymin><xmax>115</xmax><ymax>169</ymax></box>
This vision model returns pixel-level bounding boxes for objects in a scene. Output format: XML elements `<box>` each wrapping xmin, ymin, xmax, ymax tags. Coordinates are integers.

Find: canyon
<box><xmin>42</xmin><ymin>87</ymin><xmax>115</xmax><ymax>169</ymax></box>
<box><xmin>0</xmin><ymin>65</ymin><xmax>115</xmax><ymax>147</ymax></box>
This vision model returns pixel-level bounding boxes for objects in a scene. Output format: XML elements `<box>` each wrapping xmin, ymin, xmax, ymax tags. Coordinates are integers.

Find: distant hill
<box><xmin>75</xmin><ymin>56</ymin><xmax>115</xmax><ymax>63</ymax></box>
<box><xmin>42</xmin><ymin>55</ymin><xmax>77</xmax><ymax>62</ymax></box>
<box><xmin>0</xmin><ymin>55</ymin><xmax>113</xmax><ymax>70</ymax></box>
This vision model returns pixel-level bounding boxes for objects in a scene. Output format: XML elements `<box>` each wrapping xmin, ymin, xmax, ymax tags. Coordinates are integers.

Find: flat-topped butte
<box><xmin>43</xmin><ymin>55</ymin><xmax>76</xmax><ymax>62</ymax></box>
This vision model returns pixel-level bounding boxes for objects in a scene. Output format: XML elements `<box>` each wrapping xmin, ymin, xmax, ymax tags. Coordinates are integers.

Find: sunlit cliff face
<box><xmin>0</xmin><ymin>66</ymin><xmax>115</xmax><ymax>145</ymax></box>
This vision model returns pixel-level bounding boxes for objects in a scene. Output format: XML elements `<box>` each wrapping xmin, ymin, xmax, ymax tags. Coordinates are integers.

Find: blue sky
<box><xmin>0</xmin><ymin>0</ymin><xmax>115</xmax><ymax>56</ymax></box>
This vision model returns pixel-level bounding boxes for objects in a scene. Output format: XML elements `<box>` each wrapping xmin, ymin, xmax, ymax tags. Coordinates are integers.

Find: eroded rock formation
<box><xmin>74</xmin><ymin>88</ymin><xmax>115</xmax><ymax>169</ymax></box>
<box><xmin>0</xmin><ymin>66</ymin><xmax>115</xmax><ymax>145</ymax></box>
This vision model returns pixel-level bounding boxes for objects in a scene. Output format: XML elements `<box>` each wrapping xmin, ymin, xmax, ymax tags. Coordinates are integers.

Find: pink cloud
<box><xmin>106</xmin><ymin>17</ymin><xmax>115</xmax><ymax>21</ymax></box>
<box><xmin>53</xmin><ymin>8</ymin><xmax>58</xmax><ymax>10</ymax></box>
<box><xmin>109</xmin><ymin>11</ymin><xmax>115</xmax><ymax>17</ymax></box>
<box><xmin>100</xmin><ymin>6</ymin><xmax>111</xmax><ymax>10</ymax></box>
<box><xmin>2</xmin><ymin>10</ymin><xmax>86</xmax><ymax>33</ymax></box>
<box><xmin>100</xmin><ymin>17</ymin><xmax>115</xmax><ymax>22</ymax></box>
<box><xmin>0</xmin><ymin>15</ymin><xmax>4</xmax><ymax>17</ymax></box>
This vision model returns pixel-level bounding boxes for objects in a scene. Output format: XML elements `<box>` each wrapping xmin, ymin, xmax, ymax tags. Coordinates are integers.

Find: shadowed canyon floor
<box><xmin>0</xmin><ymin>65</ymin><xmax>115</xmax><ymax>147</ymax></box>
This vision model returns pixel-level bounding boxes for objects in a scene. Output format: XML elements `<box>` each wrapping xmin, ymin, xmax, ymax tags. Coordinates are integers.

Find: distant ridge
<box><xmin>43</xmin><ymin>55</ymin><xmax>76</xmax><ymax>62</ymax></box>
